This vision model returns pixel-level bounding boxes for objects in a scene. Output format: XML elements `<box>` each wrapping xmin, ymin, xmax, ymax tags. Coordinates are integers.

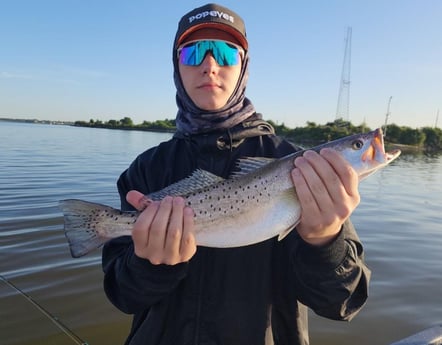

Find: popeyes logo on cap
<box><xmin>188</xmin><ymin>10</ymin><xmax>234</xmax><ymax>24</ymax></box>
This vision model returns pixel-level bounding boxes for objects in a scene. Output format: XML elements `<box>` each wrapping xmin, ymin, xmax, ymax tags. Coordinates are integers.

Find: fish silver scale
<box><xmin>186</xmin><ymin>154</ymin><xmax>300</xmax><ymax>247</ymax></box>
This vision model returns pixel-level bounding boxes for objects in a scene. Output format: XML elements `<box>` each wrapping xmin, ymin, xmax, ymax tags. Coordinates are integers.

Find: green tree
<box><xmin>422</xmin><ymin>127</ymin><xmax>442</xmax><ymax>151</ymax></box>
<box><xmin>107</xmin><ymin>119</ymin><xmax>119</xmax><ymax>127</ymax></box>
<box><xmin>120</xmin><ymin>117</ymin><xmax>133</xmax><ymax>127</ymax></box>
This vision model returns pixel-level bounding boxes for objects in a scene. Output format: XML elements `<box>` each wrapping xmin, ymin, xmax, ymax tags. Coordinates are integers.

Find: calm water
<box><xmin>1</xmin><ymin>122</ymin><xmax>441</xmax><ymax>345</ymax></box>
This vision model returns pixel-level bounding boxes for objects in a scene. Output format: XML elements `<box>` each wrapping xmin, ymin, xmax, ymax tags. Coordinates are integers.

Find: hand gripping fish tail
<box><xmin>59</xmin><ymin>199</ymin><xmax>135</xmax><ymax>258</ymax></box>
<box><xmin>59</xmin><ymin>128</ymin><xmax>401</xmax><ymax>258</ymax></box>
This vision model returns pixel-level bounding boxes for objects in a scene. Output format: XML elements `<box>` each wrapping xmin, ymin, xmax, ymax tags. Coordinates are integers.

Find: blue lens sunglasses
<box><xmin>178</xmin><ymin>40</ymin><xmax>244</xmax><ymax>67</ymax></box>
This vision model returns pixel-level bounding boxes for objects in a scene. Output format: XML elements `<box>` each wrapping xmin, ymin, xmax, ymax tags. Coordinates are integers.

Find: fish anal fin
<box><xmin>277</xmin><ymin>223</ymin><xmax>298</xmax><ymax>242</ymax></box>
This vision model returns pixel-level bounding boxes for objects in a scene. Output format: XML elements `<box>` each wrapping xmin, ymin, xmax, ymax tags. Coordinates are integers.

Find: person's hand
<box><xmin>126</xmin><ymin>190</ymin><xmax>197</xmax><ymax>265</ymax></box>
<box><xmin>291</xmin><ymin>148</ymin><xmax>360</xmax><ymax>246</ymax></box>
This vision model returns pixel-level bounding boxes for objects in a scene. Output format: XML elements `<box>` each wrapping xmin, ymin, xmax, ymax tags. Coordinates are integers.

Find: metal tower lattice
<box><xmin>335</xmin><ymin>27</ymin><xmax>352</xmax><ymax>121</ymax></box>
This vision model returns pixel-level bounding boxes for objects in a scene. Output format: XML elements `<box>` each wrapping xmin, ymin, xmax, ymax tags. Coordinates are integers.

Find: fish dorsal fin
<box><xmin>230</xmin><ymin>157</ymin><xmax>276</xmax><ymax>178</ymax></box>
<box><xmin>147</xmin><ymin>169</ymin><xmax>225</xmax><ymax>200</ymax></box>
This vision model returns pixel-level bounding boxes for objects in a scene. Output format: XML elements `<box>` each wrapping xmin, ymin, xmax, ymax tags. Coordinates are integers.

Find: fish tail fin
<box><xmin>59</xmin><ymin>199</ymin><xmax>112</xmax><ymax>258</ymax></box>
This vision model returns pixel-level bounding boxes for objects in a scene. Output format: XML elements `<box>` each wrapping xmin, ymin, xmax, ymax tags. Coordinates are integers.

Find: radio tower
<box><xmin>335</xmin><ymin>27</ymin><xmax>352</xmax><ymax>122</ymax></box>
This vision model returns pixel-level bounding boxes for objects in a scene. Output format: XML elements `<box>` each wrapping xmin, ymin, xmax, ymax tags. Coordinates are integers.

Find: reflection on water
<box><xmin>1</xmin><ymin>122</ymin><xmax>170</xmax><ymax>344</ymax></box>
<box><xmin>1</xmin><ymin>122</ymin><xmax>441</xmax><ymax>345</ymax></box>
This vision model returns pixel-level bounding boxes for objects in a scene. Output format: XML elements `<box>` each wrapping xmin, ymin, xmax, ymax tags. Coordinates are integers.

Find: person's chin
<box><xmin>196</xmin><ymin>99</ymin><xmax>224</xmax><ymax>111</ymax></box>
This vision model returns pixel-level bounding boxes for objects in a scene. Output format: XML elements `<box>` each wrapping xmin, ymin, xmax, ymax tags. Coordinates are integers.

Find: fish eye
<box><xmin>352</xmin><ymin>139</ymin><xmax>364</xmax><ymax>150</ymax></box>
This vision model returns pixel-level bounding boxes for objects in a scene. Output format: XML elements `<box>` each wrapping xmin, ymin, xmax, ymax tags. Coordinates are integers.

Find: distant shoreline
<box><xmin>0</xmin><ymin>118</ymin><xmax>174</xmax><ymax>133</ymax></box>
<box><xmin>2</xmin><ymin>117</ymin><xmax>440</xmax><ymax>152</ymax></box>
<box><xmin>0</xmin><ymin>118</ymin><xmax>73</xmax><ymax>126</ymax></box>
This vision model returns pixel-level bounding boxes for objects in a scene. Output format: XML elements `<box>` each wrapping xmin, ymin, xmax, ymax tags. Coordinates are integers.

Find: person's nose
<box><xmin>200</xmin><ymin>53</ymin><xmax>219</xmax><ymax>74</ymax></box>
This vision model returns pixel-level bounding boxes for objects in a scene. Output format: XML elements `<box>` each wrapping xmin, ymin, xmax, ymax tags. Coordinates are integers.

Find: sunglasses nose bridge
<box><xmin>200</xmin><ymin>52</ymin><xmax>220</xmax><ymax>71</ymax></box>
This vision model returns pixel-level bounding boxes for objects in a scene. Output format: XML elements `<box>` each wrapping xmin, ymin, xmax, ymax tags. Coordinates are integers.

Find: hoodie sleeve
<box><xmin>102</xmin><ymin>149</ymin><xmax>189</xmax><ymax>314</ymax></box>
<box><xmin>102</xmin><ymin>236</ymin><xmax>189</xmax><ymax>314</ymax></box>
<box><xmin>286</xmin><ymin>219</ymin><xmax>371</xmax><ymax>320</ymax></box>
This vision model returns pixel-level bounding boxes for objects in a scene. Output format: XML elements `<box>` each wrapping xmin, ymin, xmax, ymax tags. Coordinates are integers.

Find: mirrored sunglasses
<box><xmin>178</xmin><ymin>40</ymin><xmax>243</xmax><ymax>66</ymax></box>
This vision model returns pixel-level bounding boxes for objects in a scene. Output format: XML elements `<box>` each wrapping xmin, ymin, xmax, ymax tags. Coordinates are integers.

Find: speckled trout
<box><xmin>59</xmin><ymin>128</ymin><xmax>400</xmax><ymax>258</ymax></box>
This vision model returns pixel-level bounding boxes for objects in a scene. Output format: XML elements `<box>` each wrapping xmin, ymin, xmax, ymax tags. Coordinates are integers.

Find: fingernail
<box><xmin>294</xmin><ymin>156</ymin><xmax>305</xmax><ymax>166</ymax></box>
<box><xmin>139</xmin><ymin>195</ymin><xmax>152</xmax><ymax>210</ymax></box>
<box><xmin>163</xmin><ymin>196</ymin><xmax>173</xmax><ymax>203</ymax></box>
<box><xmin>292</xmin><ymin>167</ymin><xmax>301</xmax><ymax>177</ymax></box>
<box><xmin>184</xmin><ymin>207</ymin><xmax>194</xmax><ymax>216</ymax></box>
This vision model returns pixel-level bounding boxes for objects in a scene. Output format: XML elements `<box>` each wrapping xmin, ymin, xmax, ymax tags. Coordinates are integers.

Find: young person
<box><xmin>102</xmin><ymin>3</ymin><xmax>371</xmax><ymax>345</ymax></box>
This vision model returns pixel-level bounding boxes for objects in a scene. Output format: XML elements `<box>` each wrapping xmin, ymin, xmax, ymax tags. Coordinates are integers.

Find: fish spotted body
<box><xmin>59</xmin><ymin>128</ymin><xmax>400</xmax><ymax>258</ymax></box>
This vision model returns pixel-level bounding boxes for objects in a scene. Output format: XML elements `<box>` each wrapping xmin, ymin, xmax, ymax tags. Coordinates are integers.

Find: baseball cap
<box><xmin>174</xmin><ymin>3</ymin><xmax>248</xmax><ymax>50</ymax></box>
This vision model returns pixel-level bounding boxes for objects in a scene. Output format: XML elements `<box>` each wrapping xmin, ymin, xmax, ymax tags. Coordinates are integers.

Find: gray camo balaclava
<box><xmin>172</xmin><ymin>3</ymin><xmax>256</xmax><ymax>135</ymax></box>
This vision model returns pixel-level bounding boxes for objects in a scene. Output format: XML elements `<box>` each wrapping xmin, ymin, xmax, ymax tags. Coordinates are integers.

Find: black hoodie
<box><xmin>102</xmin><ymin>121</ymin><xmax>370</xmax><ymax>345</ymax></box>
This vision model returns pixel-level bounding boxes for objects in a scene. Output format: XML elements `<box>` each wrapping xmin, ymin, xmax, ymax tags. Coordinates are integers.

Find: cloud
<box><xmin>0</xmin><ymin>71</ymin><xmax>35</xmax><ymax>80</ymax></box>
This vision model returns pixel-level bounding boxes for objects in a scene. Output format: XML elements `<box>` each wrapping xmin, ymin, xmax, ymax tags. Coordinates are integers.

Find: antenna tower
<box><xmin>335</xmin><ymin>27</ymin><xmax>352</xmax><ymax>122</ymax></box>
<box><xmin>383</xmin><ymin>96</ymin><xmax>393</xmax><ymax>138</ymax></box>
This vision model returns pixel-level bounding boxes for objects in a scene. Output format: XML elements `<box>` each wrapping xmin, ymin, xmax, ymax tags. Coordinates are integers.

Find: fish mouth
<box><xmin>373</xmin><ymin>128</ymin><xmax>387</xmax><ymax>162</ymax></box>
<box><xmin>377</xmin><ymin>127</ymin><xmax>402</xmax><ymax>163</ymax></box>
<box><xmin>370</xmin><ymin>128</ymin><xmax>401</xmax><ymax>163</ymax></box>
<box><xmin>359</xmin><ymin>128</ymin><xmax>401</xmax><ymax>180</ymax></box>
<box><xmin>386</xmin><ymin>149</ymin><xmax>401</xmax><ymax>162</ymax></box>
<box><xmin>361</xmin><ymin>128</ymin><xmax>385</xmax><ymax>163</ymax></box>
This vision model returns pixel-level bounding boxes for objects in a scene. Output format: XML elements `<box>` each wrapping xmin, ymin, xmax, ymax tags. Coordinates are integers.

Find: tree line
<box><xmin>74</xmin><ymin>117</ymin><xmax>176</xmax><ymax>132</ymax></box>
<box><xmin>74</xmin><ymin>117</ymin><xmax>442</xmax><ymax>152</ymax></box>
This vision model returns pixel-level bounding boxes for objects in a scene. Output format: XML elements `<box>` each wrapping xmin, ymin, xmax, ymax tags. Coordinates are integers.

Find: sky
<box><xmin>1</xmin><ymin>0</ymin><xmax>441</xmax><ymax>130</ymax></box>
